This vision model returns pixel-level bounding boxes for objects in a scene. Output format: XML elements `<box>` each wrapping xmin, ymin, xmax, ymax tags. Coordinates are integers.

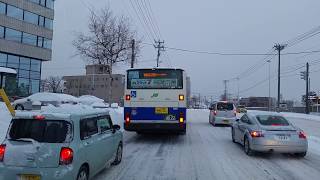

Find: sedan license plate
<box><xmin>20</xmin><ymin>175</ymin><xmax>41</xmax><ymax>180</ymax></box>
<box><xmin>276</xmin><ymin>135</ymin><xmax>290</xmax><ymax>141</ymax></box>
<box><xmin>223</xmin><ymin>119</ymin><xmax>229</xmax><ymax>123</ymax></box>
<box><xmin>155</xmin><ymin>107</ymin><xmax>168</xmax><ymax>114</ymax></box>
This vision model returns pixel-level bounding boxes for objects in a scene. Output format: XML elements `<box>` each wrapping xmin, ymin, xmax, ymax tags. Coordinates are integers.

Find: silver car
<box><xmin>231</xmin><ymin>111</ymin><xmax>308</xmax><ymax>157</ymax></box>
<box><xmin>0</xmin><ymin>106</ymin><xmax>123</xmax><ymax>180</ymax></box>
<box><xmin>209</xmin><ymin>101</ymin><xmax>237</xmax><ymax>126</ymax></box>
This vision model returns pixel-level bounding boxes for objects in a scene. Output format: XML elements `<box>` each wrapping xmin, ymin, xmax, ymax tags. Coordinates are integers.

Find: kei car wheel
<box><xmin>77</xmin><ymin>166</ymin><xmax>88</xmax><ymax>180</ymax></box>
<box><xmin>112</xmin><ymin>143</ymin><xmax>123</xmax><ymax>165</ymax></box>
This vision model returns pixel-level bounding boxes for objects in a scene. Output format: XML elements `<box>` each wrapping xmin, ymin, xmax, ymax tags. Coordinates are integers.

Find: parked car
<box><xmin>12</xmin><ymin>92</ymin><xmax>79</xmax><ymax>110</ymax></box>
<box><xmin>231</xmin><ymin>111</ymin><xmax>308</xmax><ymax>157</ymax></box>
<box><xmin>209</xmin><ymin>101</ymin><xmax>237</xmax><ymax>126</ymax></box>
<box><xmin>0</xmin><ymin>105</ymin><xmax>123</xmax><ymax>180</ymax></box>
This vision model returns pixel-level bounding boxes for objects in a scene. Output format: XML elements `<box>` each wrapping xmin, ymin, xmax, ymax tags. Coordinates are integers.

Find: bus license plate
<box><xmin>20</xmin><ymin>175</ymin><xmax>41</xmax><ymax>180</ymax></box>
<box><xmin>155</xmin><ymin>107</ymin><xmax>168</xmax><ymax>114</ymax></box>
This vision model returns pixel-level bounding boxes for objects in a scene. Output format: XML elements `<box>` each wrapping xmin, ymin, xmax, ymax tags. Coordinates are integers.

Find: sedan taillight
<box><xmin>59</xmin><ymin>147</ymin><xmax>73</xmax><ymax>165</ymax></box>
<box><xmin>250</xmin><ymin>131</ymin><xmax>264</xmax><ymax>138</ymax></box>
<box><xmin>299</xmin><ymin>131</ymin><xmax>307</xmax><ymax>139</ymax></box>
<box><xmin>0</xmin><ymin>144</ymin><xmax>6</xmax><ymax>162</ymax></box>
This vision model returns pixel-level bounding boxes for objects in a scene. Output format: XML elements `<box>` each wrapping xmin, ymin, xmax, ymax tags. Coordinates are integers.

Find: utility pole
<box><xmin>300</xmin><ymin>63</ymin><xmax>310</xmax><ymax>114</ymax></box>
<box><xmin>131</xmin><ymin>39</ymin><xmax>135</xmax><ymax>68</ymax></box>
<box><xmin>306</xmin><ymin>62</ymin><xmax>310</xmax><ymax>114</ymax></box>
<box><xmin>236</xmin><ymin>77</ymin><xmax>240</xmax><ymax>105</ymax></box>
<box><xmin>223</xmin><ymin>80</ymin><xmax>229</xmax><ymax>101</ymax></box>
<box><xmin>154</xmin><ymin>40</ymin><xmax>165</xmax><ymax>67</ymax></box>
<box><xmin>267</xmin><ymin>59</ymin><xmax>271</xmax><ymax>111</ymax></box>
<box><xmin>274</xmin><ymin>44</ymin><xmax>286</xmax><ymax>111</ymax></box>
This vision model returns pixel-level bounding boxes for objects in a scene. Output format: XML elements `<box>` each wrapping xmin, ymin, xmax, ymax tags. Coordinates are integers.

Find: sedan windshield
<box><xmin>256</xmin><ymin>115</ymin><xmax>290</xmax><ymax>126</ymax></box>
<box><xmin>8</xmin><ymin>119</ymin><xmax>72</xmax><ymax>143</ymax></box>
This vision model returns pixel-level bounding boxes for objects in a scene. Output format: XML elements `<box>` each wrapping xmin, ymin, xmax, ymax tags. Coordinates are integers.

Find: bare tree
<box><xmin>43</xmin><ymin>76</ymin><xmax>63</xmax><ymax>93</ymax></box>
<box><xmin>73</xmin><ymin>7</ymin><xmax>140</xmax><ymax>74</ymax></box>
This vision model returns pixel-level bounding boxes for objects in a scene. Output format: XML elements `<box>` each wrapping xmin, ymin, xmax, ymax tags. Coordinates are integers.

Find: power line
<box><xmin>128</xmin><ymin>0</ymin><xmax>154</xmax><ymax>42</ymax></box>
<box><xmin>284</xmin><ymin>25</ymin><xmax>320</xmax><ymax>48</ymax></box>
<box><xmin>141</xmin><ymin>42</ymin><xmax>320</xmax><ymax>56</ymax></box>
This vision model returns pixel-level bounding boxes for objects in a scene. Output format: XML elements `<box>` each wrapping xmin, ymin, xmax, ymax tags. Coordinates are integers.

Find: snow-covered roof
<box><xmin>0</xmin><ymin>67</ymin><xmax>17</xmax><ymax>74</ymax></box>
<box><xmin>28</xmin><ymin>93</ymin><xmax>79</xmax><ymax>102</ymax></box>
<box><xmin>15</xmin><ymin>104</ymin><xmax>109</xmax><ymax>121</ymax></box>
<box><xmin>78</xmin><ymin>95</ymin><xmax>104</xmax><ymax>105</ymax></box>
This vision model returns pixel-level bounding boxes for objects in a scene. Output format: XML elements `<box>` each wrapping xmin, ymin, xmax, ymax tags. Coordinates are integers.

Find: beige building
<box><xmin>63</xmin><ymin>64</ymin><xmax>125</xmax><ymax>105</ymax></box>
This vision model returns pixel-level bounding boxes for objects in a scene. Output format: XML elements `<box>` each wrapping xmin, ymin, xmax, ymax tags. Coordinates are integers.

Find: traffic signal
<box><xmin>300</xmin><ymin>71</ymin><xmax>306</xmax><ymax>80</ymax></box>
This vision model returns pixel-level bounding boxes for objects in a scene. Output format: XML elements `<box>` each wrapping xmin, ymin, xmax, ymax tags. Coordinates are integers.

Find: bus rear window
<box><xmin>8</xmin><ymin>119</ymin><xmax>72</xmax><ymax>143</ymax></box>
<box><xmin>127</xmin><ymin>69</ymin><xmax>183</xmax><ymax>89</ymax></box>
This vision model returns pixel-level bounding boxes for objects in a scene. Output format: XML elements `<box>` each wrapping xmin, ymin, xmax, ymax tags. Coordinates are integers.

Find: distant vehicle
<box><xmin>236</xmin><ymin>105</ymin><xmax>247</xmax><ymax>113</ymax></box>
<box><xmin>231</xmin><ymin>111</ymin><xmax>308</xmax><ymax>157</ymax></box>
<box><xmin>124</xmin><ymin>68</ymin><xmax>187</xmax><ymax>134</ymax></box>
<box><xmin>12</xmin><ymin>92</ymin><xmax>79</xmax><ymax>110</ymax></box>
<box><xmin>0</xmin><ymin>105</ymin><xmax>123</xmax><ymax>180</ymax></box>
<box><xmin>209</xmin><ymin>101</ymin><xmax>237</xmax><ymax>126</ymax></box>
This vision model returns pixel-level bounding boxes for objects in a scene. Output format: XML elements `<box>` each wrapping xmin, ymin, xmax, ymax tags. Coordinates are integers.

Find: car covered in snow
<box><xmin>12</xmin><ymin>92</ymin><xmax>79</xmax><ymax>110</ymax></box>
<box><xmin>0</xmin><ymin>105</ymin><xmax>123</xmax><ymax>180</ymax></box>
<box><xmin>231</xmin><ymin>111</ymin><xmax>308</xmax><ymax>157</ymax></box>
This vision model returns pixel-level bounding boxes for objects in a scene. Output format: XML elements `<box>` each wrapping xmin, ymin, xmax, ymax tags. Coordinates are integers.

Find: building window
<box><xmin>44</xmin><ymin>18</ymin><xmax>53</xmax><ymax>29</ymax></box>
<box><xmin>46</xmin><ymin>0</ymin><xmax>54</xmax><ymax>9</ymax></box>
<box><xmin>31</xmin><ymin>59</ymin><xmax>41</xmax><ymax>72</ymax></box>
<box><xmin>22</xmin><ymin>32</ymin><xmax>37</xmax><ymax>46</ymax></box>
<box><xmin>7</xmin><ymin>5</ymin><xmax>23</xmax><ymax>21</ymax></box>
<box><xmin>19</xmin><ymin>69</ymin><xmax>30</xmax><ymax>79</ymax></box>
<box><xmin>5</xmin><ymin>28</ymin><xmax>22</xmax><ymax>42</ymax></box>
<box><xmin>7</xmin><ymin>55</ymin><xmax>19</xmax><ymax>69</ymax></box>
<box><xmin>18</xmin><ymin>78</ymin><xmax>30</xmax><ymax>97</ymax></box>
<box><xmin>43</xmin><ymin>38</ymin><xmax>52</xmax><ymax>49</ymax></box>
<box><xmin>39</xmin><ymin>16</ymin><xmax>45</xmax><ymax>26</ymax></box>
<box><xmin>0</xmin><ymin>26</ymin><xmax>4</xmax><ymax>38</ymax></box>
<box><xmin>30</xmin><ymin>71</ymin><xmax>41</xmax><ymax>80</ymax></box>
<box><xmin>20</xmin><ymin>57</ymin><xmax>31</xmax><ymax>70</ymax></box>
<box><xmin>24</xmin><ymin>11</ymin><xmax>39</xmax><ymax>25</ymax></box>
<box><xmin>0</xmin><ymin>2</ymin><xmax>6</xmax><ymax>14</ymax></box>
<box><xmin>0</xmin><ymin>53</ymin><xmax>7</xmax><ymax>67</ymax></box>
<box><xmin>31</xmin><ymin>79</ymin><xmax>40</xmax><ymax>94</ymax></box>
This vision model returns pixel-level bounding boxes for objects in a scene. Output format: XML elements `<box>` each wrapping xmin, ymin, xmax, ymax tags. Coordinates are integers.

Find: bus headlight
<box><xmin>179</xmin><ymin>95</ymin><xmax>184</xmax><ymax>101</ymax></box>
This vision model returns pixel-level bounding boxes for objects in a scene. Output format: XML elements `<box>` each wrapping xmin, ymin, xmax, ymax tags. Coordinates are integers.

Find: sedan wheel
<box><xmin>244</xmin><ymin>137</ymin><xmax>254</xmax><ymax>156</ymax></box>
<box><xmin>77</xmin><ymin>167</ymin><xmax>88</xmax><ymax>180</ymax></box>
<box><xmin>295</xmin><ymin>152</ymin><xmax>307</xmax><ymax>158</ymax></box>
<box><xmin>112</xmin><ymin>144</ymin><xmax>123</xmax><ymax>165</ymax></box>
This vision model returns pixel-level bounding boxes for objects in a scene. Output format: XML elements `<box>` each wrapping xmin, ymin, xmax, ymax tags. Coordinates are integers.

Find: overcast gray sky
<box><xmin>43</xmin><ymin>0</ymin><xmax>320</xmax><ymax>102</ymax></box>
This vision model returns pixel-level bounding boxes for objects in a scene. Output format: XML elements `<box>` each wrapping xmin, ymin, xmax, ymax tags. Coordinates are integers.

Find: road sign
<box><xmin>0</xmin><ymin>89</ymin><xmax>15</xmax><ymax>116</ymax></box>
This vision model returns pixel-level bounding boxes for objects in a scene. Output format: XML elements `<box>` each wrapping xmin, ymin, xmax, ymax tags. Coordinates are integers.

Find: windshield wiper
<box><xmin>9</xmin><ymin>138</ymin><xmax>39</xmax><ymax>143</ymax></box>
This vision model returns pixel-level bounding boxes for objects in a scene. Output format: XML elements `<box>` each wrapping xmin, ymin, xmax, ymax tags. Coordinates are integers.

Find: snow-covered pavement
<box><xmin>95</xmin><ymin>109</ymin><xmax>320</xmax><ymax>180</ymax></box>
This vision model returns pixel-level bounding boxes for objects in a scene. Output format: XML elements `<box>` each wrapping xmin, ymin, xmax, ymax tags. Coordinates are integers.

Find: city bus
<box><xmin>124</xmin><ymin>68</ymin><xmax>187</xmax><ymax>134</ymax></box>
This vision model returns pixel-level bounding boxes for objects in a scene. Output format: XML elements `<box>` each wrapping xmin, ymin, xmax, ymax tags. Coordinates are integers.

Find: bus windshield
<box><xmin>127</xmin><ymin>69</ymin><xmax>183</xmax><ymax>89</ymax></box>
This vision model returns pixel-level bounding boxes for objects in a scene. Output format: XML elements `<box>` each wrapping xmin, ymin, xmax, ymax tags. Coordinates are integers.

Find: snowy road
<box><xmin>95</xmin><ymin>110</ymin><xmax>320</xmax><ymax>180</ymax></box>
